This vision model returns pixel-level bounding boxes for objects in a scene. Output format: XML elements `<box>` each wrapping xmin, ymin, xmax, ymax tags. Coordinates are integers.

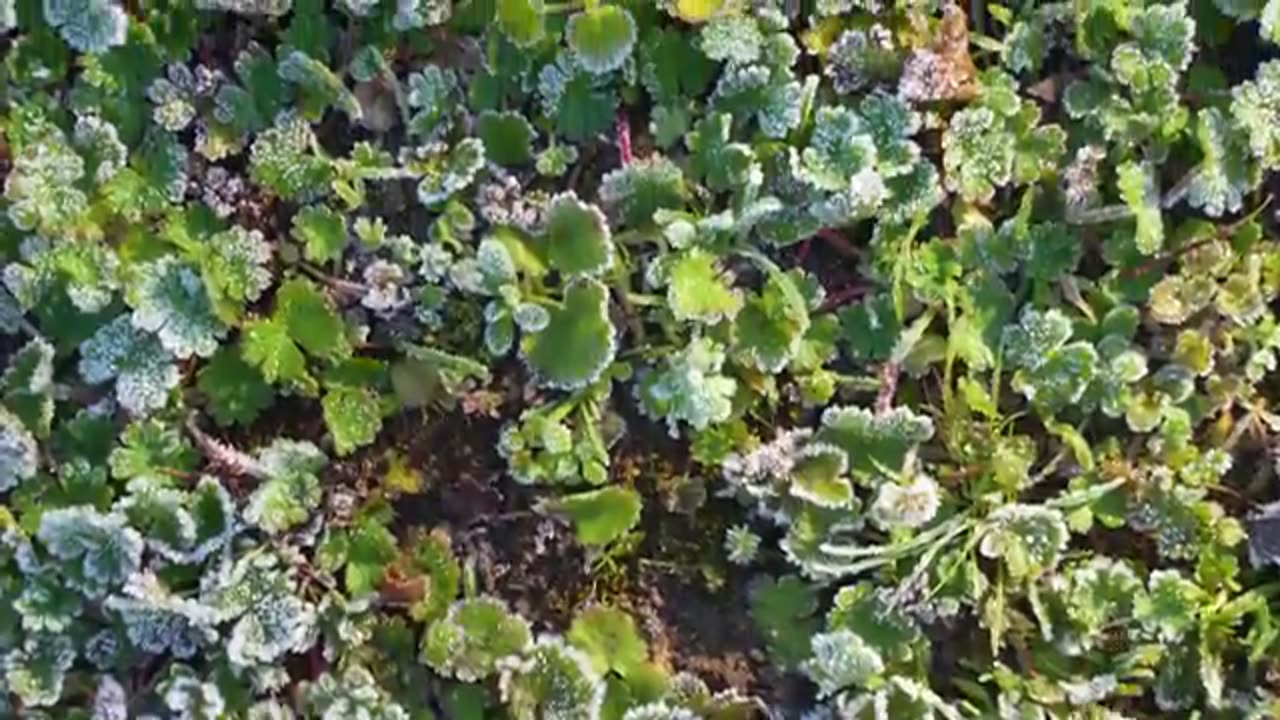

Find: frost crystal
<box><xmin>825</xmin><ymin>25</ymin><xmax>898</xmax><ymax>95</ymax></box>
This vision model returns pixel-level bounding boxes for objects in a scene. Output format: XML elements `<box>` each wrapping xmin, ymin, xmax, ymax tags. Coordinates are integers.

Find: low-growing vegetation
<box><xmin>4</xmin><ymin>0</ymin><xmax>1280</xmax><ymax>717</ymax></box>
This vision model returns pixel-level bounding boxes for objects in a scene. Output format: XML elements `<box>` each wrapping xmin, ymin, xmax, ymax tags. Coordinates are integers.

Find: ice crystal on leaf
<box><xmin>599</xmin><ymin>155</ymin><xmax>687</xmax><ymax>227</ymax></box>
<box><xmin>42</xmin><ymin>0</ymin><xmax>126</xmax><ymax>54</ymax></box>
<box><xmin>499</xmin><ymin>635</ymin><xmax>606</xmax><ymax>720</ymax></box>
<box><xmin>421</xmin><ymin>596</ymin><xmax>533</xmax><ymax>681</ymax></box>
<box><xmin>4</xmin><ymin>633</ymin><xmax>76</xmax><ymax>707</ymax></box>
<box><xmin>979</xmin><ymin>504</ymin><xmax>1070</xmax><ymax>579</ymax></box>
<box><xmin>1232</xmin><ymin>60</ymin><xmax>1280</xmax><ymax>169</ymax></box>
<box><xmin>201</xmin><ymin>552</ymin><xmax>317</xmax><ymax>668</ymax></box>
<box><xmin>37</xmin><ymin>506</ymin><xmax>143</xmax><ymax>598</ymax></box>
<box><xmin>159</xmin><ymin>666</ymin><xmax>226</xmax><ymax>720</ymax></box>
<box><xmin>803</xmin><ymin>629</ymin><xmax>884</xmax><ymax>699</ymax></box>
<box><xmin>700</xmin><ymin>15</ymin><xmax>763</xmax><ymax>64</ymax></box>
<box><xmin>105</xmin><ymin>572</ymin><xmax>219</xmax><ymax>658</ymax></box>
<box><xmin>871</xmin><ymin>474</ymin><xmax>941</xmax><ymax>530</ymax></box>
<box><xmin>244</xmin><ymin>438</ymin><xmax>326</xmax><ymax>534</ymax></box>
<box><xmin>304</xmin><ymin>665</ymin><xmax>410</xmax><ymax>720</ymax></box>
<box><xmin>724</xmin><ymin>525</ymin><xmax>761</xmax><ymax>565</ymax></box>
<box><xmin>0</xmin><ymin>407</ymin><xmax>38</xmax><ymax>492</ymax></box>
<box><xmin>825</xmin><ymin>25</ymin><xmax>900</xmax><ymax>95</ymax></box>
<box><xmin>129</xmin><ymin>257</ymin><xmax>227</xmax><ymax>360</ymax></box>
<box><xmin>250</xmin><ymin>113</ymin><xmax>333</xmax><ymax>201</ymax></box>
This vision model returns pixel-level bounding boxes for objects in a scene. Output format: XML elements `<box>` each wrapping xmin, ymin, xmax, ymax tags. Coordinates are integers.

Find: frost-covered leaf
<box><xmin>499</xmin><ymin>635</ymin><xmax>606</xmax><ymax>720</ymax></box>
<box><xmin>129</xmin><ymin>256</ymin><xmax>226</xmax><ymax>359</ymax></box>
<box><xmin>637</xmin><ymin>337</ymin><xmax>737</xmax><ymax>438</ymax></box>
<box><xmin>523</xmin><ymin>278</ymin><xmax>616</xmax><ymax>390</ymax></box>
<box><xmin>79</xmin><ymin>316</ymin><xmax>181</xmax><ymax>416</ymax></box>
<box><xmin>1135</xmin><ymin>569</ymin><xmax>1203</xmax><ymax>641</ymax></box>
<box><xmin>413</xmin><ymin>138</ymin><xmax>486</xmax><ymax>206</ymax></box>
<box><xmin>245</xmin><ymin>439</ymin><xmax>325</xmax><ymax>533</ymax></box>
<box><xmin>803</xmin><ymin>629</ymin><xmax>883</xmax><ymax>699</ymax></box>
<box><xmin>545</xmin><ymin>192</ymin><xmax>613</xmax><ymax>278</ymax></box>
<box><xmin>789</xmin><ymin>443</ymin><xmax>854</xmax><ymax>509</ymax></box>
<box><xmin>1117</xmin><ymin>161</ymin><xmax>1164</xmax><ymax>256</ymax></box>
<box><xmin>0</xmin><ymin>406</ymin><xmax>38</xmax><ymax>492</ymax></box>
<box><xmin>249</xmin><ymin>113</ymin><xmax>332</xmax><ymax>201</ymax></box>
<box><xmin>4</xmin><ymin>633</ymin><xmax>75</xmax><ymax>707</ymax></box>
<box><xmin>815</xmin><ymin>405</ymin><xmax>934</xmax><ymax>477</ymax></box>
<box><xmin>43</xmin><ymin>0</ymin><xmax>126</xmax><ymax>54</ymax></box>
<box><xmin>566</xmin><ymin>6</ymin><xmax>636</xmax><ymax>75</ymax></box>
<box><xmin>323</xmin><ymin>384</ymin><xmax>384</xmax><ymax>456</ymax></box>
<box><xmin>422</xmin><ymin>596</ymin><xmax>533</xmax><ymax>681</ymax></box>
<box><xmin>1187</xmin><ymin>107</ymin><xmax>1257</xmax><ymax>217</ymax></box>
<box><xmin>979</xmin><ymin>504</ymin><xmax>1070</xmax><ymax>579</ymax></box>
<box><xmin>599</xmin><ymin>155</ymin><xmax>687</xmax><ymax>227</ymax></box>
<box><xmin>38</xmin><ymin>506</ymin><xmax>144</xmax><ymax>597</ymax></box>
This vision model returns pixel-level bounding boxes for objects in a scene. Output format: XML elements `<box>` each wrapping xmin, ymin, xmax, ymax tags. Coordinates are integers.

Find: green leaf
<box><xmin>542</xmin><ymin>485</ymin><xmax>642</xmax><ymax>546</ymax></box>
<box><xmin>566</xmin><ymin>6</ymin><xmax>637</xmax><ymax>74</ymax></box>
<box><xmin>477</xmin><ymin>110</ymin><xmax>536</xmax><ymax>166</ymax></box>
<box><xmin>345</xmin><ymin>515</ymin><xmax>399</xmax><ymax>595</ymax></box>
<box><xmin>557</xmin><ymin>72</ymin><xmax>615</xmax><ymax>143</ymax></box>
<box><xmin>422</xmin><ymin>596</ymin><xmax>533</xmax><ymax>681</ymax></box>
<box><xmin>242</xmin><ymin>316</ymin><xmax>312</xmax><ymax>391</ymax></box>
<box><xmin>750</xmin><ymin>574</ymin><xmax>818</xmax><ymax>668</ymax></box>
<box><xmin>523</xmin><ymin>278</ymin><xmax>616</xmax><ymax>390</ymax></box>
<box><xmin>545</xmin><ymin>192</ymin><xmax>614</xmax><ymax>278</ymax></box>
<box><xmin>665</xmin><ymin>248</ymin><xmax>743</xmax><ymax>324</ymax></box>
<box><xmin>198</xmin><ymin>347</ymin><xmax>274</xmax><ymax>427</ymax></box>
<box><xmin>278</xmin><ymin>278</ymin><xmax>351</xmax><ymax>360</ymax></box>
<box><xmin>568</xmin><ymin>606</ymin><xmax>648</xmax><ymax>677</ymax></box>
<box><xmin>733</xmin><ymin>269</ymin><xmax>810</xmax><ymax>373</ymax></box>
<box><xmin>291</xmin><ymin>205</ymin><xmax>349</xmax><ymax>265</ymax></box>
<box><xmin>497</xmin><ymin>0</ymin><xmax>545</xmax><ymax>47</ymax></box>
<box><xmin>323</xmin><ymin>385</ymin><xmax>384</xmax><ymax>456</ymax></box>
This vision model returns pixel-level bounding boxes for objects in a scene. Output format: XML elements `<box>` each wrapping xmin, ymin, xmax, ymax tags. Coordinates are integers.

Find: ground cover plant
<box><xmin>9</xmin><ymin>0</ymin><xmax>1280</xmax><ymax>717</ymax></box>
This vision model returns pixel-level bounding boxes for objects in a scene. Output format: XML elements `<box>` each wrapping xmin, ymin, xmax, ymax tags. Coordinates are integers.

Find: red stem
<box><xmin>795</xmin><ymin>239</ymin><xmax>811</xmax><ymax>265</ymax></box>
<box><xmin>615</xmin><ymin>110</ymin><xmax>633</xmax><ymax>166</ymax></box>
<box><xmin>875</xmin><ymin>362</ymin><xmax>900</xmax><ymax>415</ymax></box>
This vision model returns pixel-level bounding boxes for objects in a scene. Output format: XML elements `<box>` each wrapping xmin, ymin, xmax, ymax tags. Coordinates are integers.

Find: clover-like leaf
<box><xmin>546</xmin><ymin>193</ymin><xmax>614</xmax><ymax>278</ymax></box>
<box><xmin>566</xmin><ymin>6</ymin><xmax>637</xmax><ymax>75</ymax></box>
<box><xmin>292</xmin><ymin>205</ymin><xmax>349</xmax><ymax>265</ymax></box>
<box><xmin>523</xmin><ymin>278</ymin><xmax>616</xmax><ymax>390</ymax></box>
